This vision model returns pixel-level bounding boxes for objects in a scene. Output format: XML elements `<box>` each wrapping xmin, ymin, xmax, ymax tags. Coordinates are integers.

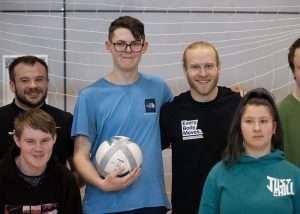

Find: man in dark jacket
<box><xmin>0</xmin><ymin>55</ymin><xmax>83</xmax><ymax>186</ymax></box>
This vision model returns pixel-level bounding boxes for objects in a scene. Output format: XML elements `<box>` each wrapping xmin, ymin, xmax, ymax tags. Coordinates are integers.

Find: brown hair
<box><xmin>108</xmin><ymin>16</ymin><xmax>145</xmax><ymax>42</ymax></box>
<box><xmin>9</xmin><ymin>55</ymin><xmax>48</xmax><ymax>83</ymax></box>
<box><xmin>222</xmin><ymin>88</ymin><xmax>283</xmax><ymax>167</ymax></box>
<box><xmin>14</xmin><ymin>108</ymin><xmax>56</xmax><ymax>139</ymax></box>
<box><xmin>288</xmin><ymin>38</ymin><xmax>300</xmax><ymax>76</ymax></box>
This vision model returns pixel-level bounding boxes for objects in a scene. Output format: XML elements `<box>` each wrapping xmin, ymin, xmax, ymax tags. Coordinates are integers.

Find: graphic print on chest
<box><xmin>181</xmin><ymin>120</ymin><xmax>203</xmax><ymax>140</ymax></box>
<box><xmin>145</xmin><ymin>99</ymin><xmax>156</xmax><ymax>113</ymax></box>
<box><xmin>267</xmin><ymin>176</ymin><xmax>295</xmax><ymax>196</ymax></box>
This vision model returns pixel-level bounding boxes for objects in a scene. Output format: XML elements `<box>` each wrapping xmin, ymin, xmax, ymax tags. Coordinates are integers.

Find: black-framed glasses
<box><xmin>112</xmin><ymin>42</ymin><xmax>144</xmax><ymax>52</ymax></box>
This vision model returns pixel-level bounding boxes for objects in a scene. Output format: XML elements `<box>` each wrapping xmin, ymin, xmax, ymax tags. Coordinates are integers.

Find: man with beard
<box><xmin>159</xmin><ymin>41</ymin><xmax>242</xmax><ymax>214</ymax></box>
<box><xmin>0</xmin><ymin>56</ymin><xmax>74</xmax><ymax>168</ymax></box>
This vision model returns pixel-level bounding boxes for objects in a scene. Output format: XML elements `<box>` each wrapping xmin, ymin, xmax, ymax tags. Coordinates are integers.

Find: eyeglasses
<box><xmin>112</xmin><ymin>42</ymin><xmax>144</xmax><ymax>52</ymax></box>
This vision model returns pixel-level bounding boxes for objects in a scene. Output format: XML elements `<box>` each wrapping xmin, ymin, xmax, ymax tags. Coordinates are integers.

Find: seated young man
<box><xmin>0</xmin><ymin>108</ymin><xmax>82</xmax><ymax>213</ymax></box>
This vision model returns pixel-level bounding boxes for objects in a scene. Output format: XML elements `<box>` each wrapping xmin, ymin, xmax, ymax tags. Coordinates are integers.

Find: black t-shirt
<box><xmin>0</xmin><ymin>101</ymin><xmax>74</xmax><ymax>164</ymax></box>
<box><xmin>160</xmin><ymin>86</ymin><xmax>241</xmax><ymax>214</ymax></box>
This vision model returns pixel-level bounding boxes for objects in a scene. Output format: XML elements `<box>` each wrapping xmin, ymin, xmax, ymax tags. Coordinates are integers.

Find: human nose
<box><xmin>197</xmin><ymin>68</ymin><xmax>208</xmax><ymax>76</ymax></box>
<box><xmin>28</xmin><ymin>80</ymin><xmax>38</xmax><ymax>88</ymax></box>
<box><xmin>125</xmin><ymin>44</ymin><xmax>132</xmax><ymax>52</ymax></box>
<box><xmin>34</xmin><ymin>142</ymin><xmax>43</xmax><ymax>151</ymax></box>
<box><xmin>253</xmin><ymin>122</ymin><xmax>261</xmax><ymax>131</ymax></box>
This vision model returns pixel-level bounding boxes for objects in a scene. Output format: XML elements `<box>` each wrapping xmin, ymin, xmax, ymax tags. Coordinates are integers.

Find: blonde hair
<box><xmin>182</xmin><ymin>41</ymin><xmax>220</xmax><ymax>70</ymax></box>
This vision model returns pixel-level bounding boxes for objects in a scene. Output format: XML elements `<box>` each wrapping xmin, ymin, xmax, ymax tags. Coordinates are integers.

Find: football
<box><xmin>95</xmin><ymin>136</ymin><xmax>143</xmax><ymax>178</ymax></box>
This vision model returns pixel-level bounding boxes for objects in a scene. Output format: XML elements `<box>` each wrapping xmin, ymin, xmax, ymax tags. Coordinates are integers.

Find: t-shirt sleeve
<box><xmin>71</xmin><ymin>91</ymin><xmax>97</xmax><ymax>144</ymax></box>
<box><xmin>162</xmin><ymin>81</ymin><xmax>173</xmax><ymax>103</ymax></box>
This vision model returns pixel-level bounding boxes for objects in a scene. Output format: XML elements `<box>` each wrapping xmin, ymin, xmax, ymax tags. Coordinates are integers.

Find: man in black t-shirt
<box><xmin>0</xmin><ymin>56</ymin><xmax>77</xmax><ymax>179</ymax></box>
<box><xmin>160</xmin><ymin>41</ymin><xmax>242</xmax><ymax>214</ymax></box>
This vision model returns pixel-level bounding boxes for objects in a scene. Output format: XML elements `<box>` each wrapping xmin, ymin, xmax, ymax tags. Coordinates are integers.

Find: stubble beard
<box><xmin>187</xmin><ymin>75</ymin><xmax>219</xmax><ymax>97</ymax></box>
<box><xmin>15</xmin><ymin>88</ymin><xmax>47</xmax><ymax>108</ymax></box>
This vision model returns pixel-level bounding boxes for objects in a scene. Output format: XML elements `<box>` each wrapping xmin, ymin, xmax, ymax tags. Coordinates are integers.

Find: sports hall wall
<box><xmin>1</xmin><ymin>0</ymin><xmax>300</xmax><ymax>201</ymax></box>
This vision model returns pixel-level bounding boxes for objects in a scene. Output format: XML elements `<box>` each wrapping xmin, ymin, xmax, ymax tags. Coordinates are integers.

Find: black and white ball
<box><xmin>95</xmin><ymin>136</ymin><xmax>143</xmax><ymax>178</ymax></box>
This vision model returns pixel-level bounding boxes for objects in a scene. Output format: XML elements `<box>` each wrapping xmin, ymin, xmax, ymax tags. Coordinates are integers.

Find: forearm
<box><xmin>73</xmin><ymin>152</ymin><xmax>104</xmax><ymax>190</ymax></box>
<box><xmin>67</xmin><ymin>157</ymin><xmax>86</xmax><ymax>188</ymax></box>
<box><xmin>73</xmin><ymin>135</ymin><xmax>105</xmax><ymax>190</ymax></box>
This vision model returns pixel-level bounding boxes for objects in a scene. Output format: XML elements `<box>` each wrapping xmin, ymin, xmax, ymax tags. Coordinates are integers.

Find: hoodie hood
<box><xmin>239</xmin><ymin>149</ymin><xmax>284</xmax><ymax>164</ymax></box>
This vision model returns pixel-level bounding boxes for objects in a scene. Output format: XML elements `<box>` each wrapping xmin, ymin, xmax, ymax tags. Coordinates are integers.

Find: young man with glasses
<box><xmin>71</xmin><ymin>16</ymin><xmax>172</xmax><ymax>213</ymax></box>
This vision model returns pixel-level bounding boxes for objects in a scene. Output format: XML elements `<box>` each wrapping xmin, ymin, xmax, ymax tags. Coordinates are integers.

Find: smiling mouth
<box><xmin>33</xmin><ymin>154</ymin><xmax>44</xmax><ymax>159</ymax></box>
<box><xmin>196</xmin><ymin>79</ymin><xmax>210</xmax><ymax>84</ymax></box>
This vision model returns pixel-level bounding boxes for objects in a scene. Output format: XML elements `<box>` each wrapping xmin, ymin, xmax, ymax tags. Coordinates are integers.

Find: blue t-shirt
<box><xmin>72</xmin><ymin>73</ymin><xmax>172</xmax><ymax>213</ymax></box>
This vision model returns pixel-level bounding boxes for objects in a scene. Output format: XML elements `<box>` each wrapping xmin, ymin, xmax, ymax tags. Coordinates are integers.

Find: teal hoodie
<box><xmin>199</xmin><ymin>149</ymin><xmax>300</xmax><ymax>214</ymax></box>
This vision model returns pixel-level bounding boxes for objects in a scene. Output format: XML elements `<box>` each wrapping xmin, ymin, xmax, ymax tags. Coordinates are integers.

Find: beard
<box><xmin>15</xmin><ymin>87</ymin><xmax>47</xmax><ymax>108</ymax></box>
<box><xmin>187</xmin><ymin>74</ymin><xmax>219</xmax><ymax>97</ymax></box>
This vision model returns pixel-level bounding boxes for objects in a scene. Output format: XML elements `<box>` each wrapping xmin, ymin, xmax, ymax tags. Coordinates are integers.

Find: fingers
<box><xmin>230</xmin><ymin>85</ymin><xmax>246</xmax><ymax>97</ymax></box>
<box><xmin>123</xmin><ymin>167</ymin><xmax>141</xmax><ymax>186</ymax></box>
<box><xmin>111</xmin><ymin>166</ymin><xmax>126</xmax><ymax>177</ymax></box>
<box><xmin>240</xmin><ymin>89</ymin><xmax>247</xmax><ymax>97</ymax></box>
<box><xmin>102</xmin><ymin>166</ymin><xmax>141</xmax><ymax>192</ymax></box>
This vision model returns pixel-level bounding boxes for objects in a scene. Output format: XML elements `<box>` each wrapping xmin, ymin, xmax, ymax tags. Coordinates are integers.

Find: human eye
<box><xmin>190</xmin><ymin>65</ymin><xmax>200</xmax><ymax>71</ymax></box>
<box><xmin>115</xmin><ymin>42</ymin><xmax>126</xmax><ymax>47</ymax></box>
<box><xmin>41</xmin><ymin>138</ymin><xmax>51</xmax><ymax>145</ymax></box>
<box><xmin>245</xmin><ymin>119</ymin><xmax>252</xmax><ymax>124</ymax></box>
<box><xmin>260</xmin><ymin>118</ymin><xmax>269</xmax><ymax>124</ymax></box>
<box><xmin>243</xmin><ymin>118</ymin><xmax>253</xmax><ymax>124</ymax></box>
<box><xmin>36</xmin><ymin>77</ymin><xmax>45</xmax><ymax>82</ymax></box>
<box><xmin>131</xmin><ymin>42</ymin><xmax>142</xmax><ymax>47</ymax></box>
<box><xmin>204</xmin><ymin>63</ymin><xmax>215</xmax><ymax>70</ymax></box>
<box><xmin>20</xmin><ymin>78</ymin><xmax>29</xmax><ymax>83</ymax></box>
<box><xmin>26</xmin><ymin>139</ymin><xmax>35</xmax><ymax>144</ymax></box>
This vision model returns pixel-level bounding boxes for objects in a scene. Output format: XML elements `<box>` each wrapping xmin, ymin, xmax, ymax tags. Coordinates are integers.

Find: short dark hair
<box><xmin>222</xmin><ymin>88</ymin><xmax>283</xmax><ymax>167</ymax></box>
<box><xmin>14</xmin><ymin>108</ymin><xmax>56</xmax><ymax>139</ymax></box>
<box><xmin>288</xmin><ymin>38</ymin><xmax>300</xmax><ymax>73</ymax></box>
<box><xmin>9</xmin><ymin>55</ymin><xmax>48</xmax><ymax>83</ymax></box>
<box><xmin>108</xmin><ymin>16</ymin><xmax>145</xmax><ymax>42</ymax></box>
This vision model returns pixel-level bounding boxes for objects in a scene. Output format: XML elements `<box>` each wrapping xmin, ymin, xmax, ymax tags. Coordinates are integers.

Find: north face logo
<box><xmin>145</xmin><ymin>99</ymin><xmax>156</xmax><ymax>113</ymax></box>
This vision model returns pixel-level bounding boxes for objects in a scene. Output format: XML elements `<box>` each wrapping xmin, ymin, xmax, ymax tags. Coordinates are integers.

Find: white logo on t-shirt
<box><xmin>181</xmin><ymin>120</ymin><xmax>203</xmax><ymax>140</ymax></box>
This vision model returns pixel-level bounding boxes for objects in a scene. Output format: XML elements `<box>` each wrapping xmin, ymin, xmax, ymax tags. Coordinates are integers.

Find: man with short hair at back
<box><xmin>160</xmin><ymin>41</ymin><xmax>242</xmax><ymax>214</ymax></box>
<box><xmin>72</xmin><ymin>15</ymin><xmax>172</xmax><ymax>213</ymax></box>
<box><xmin>0</xmin><ymin>55</ymin><xmax>80</xmax><ymax>183</ymax></box>
<box><xmin>277</xmin><ymin>37</ymin><xmax>300</xmax><ymax>168</ymax></box>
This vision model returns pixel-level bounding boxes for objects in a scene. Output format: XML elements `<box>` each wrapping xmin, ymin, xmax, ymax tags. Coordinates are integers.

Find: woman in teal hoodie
<box><xmin>199</xmin><ymin>88</ymin><xmax>300</xmax><ymax>214</ymax></box>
